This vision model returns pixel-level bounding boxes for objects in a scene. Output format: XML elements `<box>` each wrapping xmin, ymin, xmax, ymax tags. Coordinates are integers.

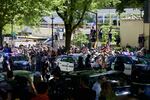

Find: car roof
<box><xmin>64</xmin><ymin>70</ymin><xmax>121</xmax><ymax>78</ymax></box>
<box><xmin>69</xmin><ymin>53</ymin><xmax>82</xmax><ymax>56</ymax></box>
<box><xmin>2</xmin><ymin>70</ymin><xmax>33</xmax><ymax>81</ymax></box>
<box><xmin>58</xmin><ymin>53</ymin><xmax>81</xmax><ymax>58</ymax></box>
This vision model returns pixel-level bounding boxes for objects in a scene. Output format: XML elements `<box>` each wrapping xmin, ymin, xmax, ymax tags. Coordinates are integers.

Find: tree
<box><xmin>116</xmin><ymin>0</ymin><xmax>144</xmax><ymax>13</ymax></box>
<box><xmin>0</xmin><ymin>0</ymin><xmax>51</xmax><ymax>47</ymax></box>
<box><xmin>72</xmin><ymin>32</ymin><xmax>89</xmax><ymax>47</ymax></box>
<box><xmin>51</xmin><ymin>0</ymin><xmax>92</xmax><ymax>52</ymax></box>
<box><xmin>51</xmin><ymin>0</ymin><xmax>120</xmax><ymax>52</ymax></box>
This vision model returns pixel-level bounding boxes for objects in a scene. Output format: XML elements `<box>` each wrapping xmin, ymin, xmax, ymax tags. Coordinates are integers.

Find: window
<box><xmin>61</xmin><ymin>57</ymin><xmax>68</xmax><ymax>62</ymax></box>
<box><xmin>67</xmin><ymin>57</ymin><xmax>74</xmax><ymax>63</ymax></box>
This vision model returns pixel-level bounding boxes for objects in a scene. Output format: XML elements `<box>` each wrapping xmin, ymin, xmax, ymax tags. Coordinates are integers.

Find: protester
<box><xmin>48</xmin><ymin>68</ymin><xmax>65</xmax><ymax>100</ymax></box>
<box><xmin>73</xmin><ymin>77</ymin><xmax>96</xmax><ymax>100</ymax></box>
<box><xmin>3</xmin><ymin>43</ymin><xmax>12</xmax><ymax>53</ymax></box>
<box><xmin>99</xmin><ymin>81</ymin><xmax>117</xmax><ymax>100</ymax></box>
<box><xmin>92</xmin><ymin>56</ymin><xmax>102</xmax><ymax>70</ymax></box>
<box><xmin>85</xmin><ymin>54</ymin><xmax>92</xmax><ymax>69</ymax></box>
<box><xmin>32</xmin><ymin>82</ymin><xmax>49</xmax><ymax>100</ymax></box>
<box><xmin>92</xmin><ymin>77</ymin><xmax>102</xmax><ymax>100</ymax></box>
<box><xmin>75</xmin><ymin>56</ymin><xmax>85</xmax><ymax>70</ymax></box>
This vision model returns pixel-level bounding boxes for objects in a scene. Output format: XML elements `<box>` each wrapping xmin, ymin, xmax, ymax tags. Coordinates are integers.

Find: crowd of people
<box><xmin>0</xmin><ymin>41</ymin><xmax>149</xmax><ymax>100</ymax></box>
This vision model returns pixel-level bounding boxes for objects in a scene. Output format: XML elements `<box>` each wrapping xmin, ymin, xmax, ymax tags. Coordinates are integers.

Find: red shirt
<box><xmin>32</xmin><ymin>93</ymin><xmax>49</xmax><ymax>100</ymax></box>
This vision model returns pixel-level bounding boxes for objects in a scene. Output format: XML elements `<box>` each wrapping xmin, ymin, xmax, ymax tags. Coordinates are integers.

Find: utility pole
<box><xmin>11</xmin><ymin>20</ymin><xmax>14</xmax><ymax>40</ymax></box>
<box><xmin>51</xmin><ymin>15</ymin><xmax>54</xmax><ymax>48</ymax></box>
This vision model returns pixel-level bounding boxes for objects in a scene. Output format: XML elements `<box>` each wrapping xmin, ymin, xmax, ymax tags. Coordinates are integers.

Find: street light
<box><xmin>51</xmin><ymin>15</ymin><xmax>54</xmax><ymax>48</ymax></box>
<box><xmin>11</xmin><ymin>20</ymin><xmax>14</xmax><ymax>40</ymax></box>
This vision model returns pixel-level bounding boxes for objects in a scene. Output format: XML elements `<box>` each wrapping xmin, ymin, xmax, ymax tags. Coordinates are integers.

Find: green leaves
<box><xmin>116</xmin><ymin>0</ymin><xmax>144</xmax><ymax>13</ymax></box>
<box><xmin>92</xmin><ymin>0</ymin><xmax>121</xmax><ymax>9</ymax></box>
<box><xmin>72</xmin><ymin>32</ymin><xmax>89</xmax><ymax>47</ymax></box>
<box><xmin>0</xmin><ymin>0</ymin><xmax>52</xmax><ymax>27</ymax></box>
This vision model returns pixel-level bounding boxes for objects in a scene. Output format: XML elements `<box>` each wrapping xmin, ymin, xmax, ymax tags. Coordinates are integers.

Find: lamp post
<box><xmin>51</xmin><ymin>15</ymin><xmax>54</xmax><ymax>48</ymax></box>
<box><xmin>11</xmin><ymin>20</ymin><xmax>14</xmax><ymax>40</ymax></box>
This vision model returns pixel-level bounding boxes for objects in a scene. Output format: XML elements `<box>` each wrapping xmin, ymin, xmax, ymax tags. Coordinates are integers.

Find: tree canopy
<box><xmin>0</xmin><ymin>0</ymin><xmax>146</xmax><ymax>49</ymax></box>
<box><xmin>50</xmin><ymin>0</ymin><xmax>120</xmax><ymax>52</ymax></box>
<box><xmin>0</xmin><ymin>0</ymin><xmax>52</xmax><ymax>46</ymax></box>
<box><xmin>116</xmin><ymin>0</ymin><xmax>144</xmax><ymax>13</ymax></box>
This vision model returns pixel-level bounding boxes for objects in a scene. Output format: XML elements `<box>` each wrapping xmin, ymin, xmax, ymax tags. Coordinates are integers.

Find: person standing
<box><xmin>85</xmin><ymin>54</ymin><xmax>92</xmax><ymax>69</ymax></box>
<box><xmin>99</xmin><ymin>82</ymin><xmax>116</xmax><ymax>100</ymax></box>
<box><xmin>73</xmin><ymin>77</ymin><xmax>96</xmax><ymax>100</ymax></box>
<box><xmin>98</xmin><ymin>28</ymin><xmax>103</xmax><ymax>42</ymax></box>
<box><xmin>3</xmin><ymin>43</ymin><xmax>12</xmax><ymax>53</ymax></box>
<box><xmin>92</xmin><ymin>77</ymin><xmax>102</xmax><ymax>100</ymax></box>
<box><xmin>32</xmin><ymin>82</ymin><xmax>49</xmax><ymax>100</ymax></box>
<box><xmin>92</xmin><ymin>56</ymin><xmax>102</xmax><ymax>70</ymax></box>
<box><xmin>48</xmin><ymin>69</ymin><xmax>65</xmax><ymax>100</ymax></box>
<box><xmin>115</xmin><ymin>35</ymin><xmax>121</xmax><ymax>46</ymax></box>
<box><xmin>108</xmin><ymin>31</ymin><xmax>112</xmax><ymax>43</ymax></box>
<box><xmin>90</xmin><ymin>26</ymin><xmax>96</xmax><ymax>48</ymax></box>
<box><xmin>108</xmin><ymin>27</ymin><xmax>112</xmax><ymax>45</ymax></box>
<box><xmin>75</xmin><ymin>56</ymin><xmax>85</xmax><ymax>71</ymax></box>
<box><xmin>138</xmin><ymin>34</ymin><xmax>145</xmax><ymax>49</ymax></box>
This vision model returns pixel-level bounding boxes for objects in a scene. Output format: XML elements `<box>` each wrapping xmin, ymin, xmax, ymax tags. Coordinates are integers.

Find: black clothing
<box><xmin>99</xmin><ymin>31</ymin><xmax>103</xmax><ymax>41</ymax></box>
<box><xmin>48</xmin><ymin>78</ymin><xmax>65</xmax><ymax>100</ymax></box>
<box><xmin>90</xmin><ymin>29</ymin><xmax>96</xmax><ymax>42</ymax></box>
<box><xmin>138</xmin><ymin>93</ymin><xmax>150</xmax><ymax>100</ymax></box>
<box><xmin>85</xmin><ymin>55</ymin><xmax>91</xmax><ymax>69</ymax></box>
<box><xmin>74</xmin><ymin>87</ymin><xmax>96</xmax><ymax>100</ymax></box>
<box><xmin>108</xmin><ymin>33</ymin><xmax>112</xmax><ymax>42</ymax></box>
<box><xmin>114</xmin><ymin>59</ymin><xmax>125</xmax><ymax>72</ymax></box>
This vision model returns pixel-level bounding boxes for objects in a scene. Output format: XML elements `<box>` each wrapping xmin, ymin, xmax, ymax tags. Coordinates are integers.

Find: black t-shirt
<box><xmin>74</xmin><ymin>87</ymin><xmax>96</xmax><ymax>100</ymax></box>
<box><xmin>91</xmin><ymin>29</ymin><xmax>96</xmax><ymax>37</ymax></box>
<box><xmin>48</xmin><ymin>78</ymin><xmax>65</xmax><ymax>100</ymax></box>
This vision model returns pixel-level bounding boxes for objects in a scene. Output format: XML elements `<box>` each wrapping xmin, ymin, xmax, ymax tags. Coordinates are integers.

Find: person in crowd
<box><xmin>108</xmin><ymin>30</ymin><xmax>112</xmax><ymax>44</ymax></box>
<box><xmin>92</xmin><ymin>76</ymin><xmax>107</xmax><ymax>100</ymax></box>
<box><xmin>14</xmin><ymin>76</ymin><xmax>37</xmax><ymax>100</ymax></box>
<box><xmin>42</xmin><ymin>58</ymin><xmax>50</xmax><ymax>81</ymax></box>
<box><xmin>48</xmin><ymin>68</ymin><xmax>65</xmax><ymax>100</ymax></box>
<box><xmin>75</xmin><ymin>56</ymin><xmax>85</xmax><ymax>70</ymax></box>
<box><xmin>33</xmin><ymin>72</ymin><xmax>43</xmax><ymax>90</ymax></box>
<box><xmin>137</xmin><ymin>87</ymin><xmax>149</xmax><ymax>100</ymax></box>
<box><xmin>85</xmin><ymin>54</ymin><xmax>92</xmax><ymax>69</ymax></box>
<box><xmin>3</xmin><ymin>43</ymin><xmax>12</xmax><ymax>53</ymax></box>
<box><xmin>92</xmin><ymin>77</ymin><xmax>102</xmax><ymax>100</ymax></box>
<box><xmin>99</xmin><ymin>81</ymin><xmax>116</xmax><ymax>100</ymax></box>
<box><xmin>92</xmin><ymin>56</ymin><xmax>102</xmax><ymax>70</ymax></box>
<box><xmin>6</xmin><ymin>70</ymin><xmax>16</xmax><ymax>100</ymax></box>
<box><xmin>73</xmin><ymin>77</ymin><xmax>96</xmax><ymax>100</ymax></box>
<box><xmin>100</xmin><ymin>54</ymin><xmax>107</xmax><ymax>69</ymax></box>
<box><xmin>114</xmin><ymin>56</ymin><xmax>125</xmax><ymax>72</ymax></box>
<box><xmin>90</xmin><ymin>26</ymin><xmax>96</xmax><ymax>48</ymax></box>
<box><xmin>32</xmin><ymin>82</ymin><xmax>49</xmax><ymax>100</ymax></box>
<box><xmin>98</xmin><ymin>28</ymin><xmax>103</xmax><ymax>42</ymax></box>
<box><xmin>30</xmin><ymin>50</ymin><xmax>36</xmax><ymax>71</ymax></box>
<box><xmin>115</xmin><ymin>35</ymin><xmax>121</xmax><ymax>46</ymax></box>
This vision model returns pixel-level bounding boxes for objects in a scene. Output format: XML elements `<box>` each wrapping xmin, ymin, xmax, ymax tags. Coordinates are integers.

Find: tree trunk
<box><xmin>0</xmin><ymin>27</ymin><xmax>3</xmax><ymax>48</ymax></box>
<box><xmin>65</xmin><ymin>25</ymin><xmax>72</xmax><ymax>53</ymax></box>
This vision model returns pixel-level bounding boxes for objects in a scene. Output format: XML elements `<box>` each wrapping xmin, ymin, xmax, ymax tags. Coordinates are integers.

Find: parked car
<box><xmin>8</xmin><ymin>54</ymin><xmax>30</xmax><ymax>70</ymax></box>
<box><xmin>131</xmin><ymin>64</ymin><xmax>150</xmax><ymax>98</ymax></box>
<box><xmin>109</xmin><ymin>55</ymin><xmax>150</xmax><ymax>75</ymax></box>
<box><xmin>56</xmin><ymin>54</ymin><xmax>82</xmax><ymax>72</ymax></box>
<box><xmin>0</xmin><ymin>70</ymin><xmax>35</xmax><ymax>99</ymax></box>
<box><xmin>61</xmin><ymin>70</ymin><xmax>131</xmax><ymax>99</ymax></box>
